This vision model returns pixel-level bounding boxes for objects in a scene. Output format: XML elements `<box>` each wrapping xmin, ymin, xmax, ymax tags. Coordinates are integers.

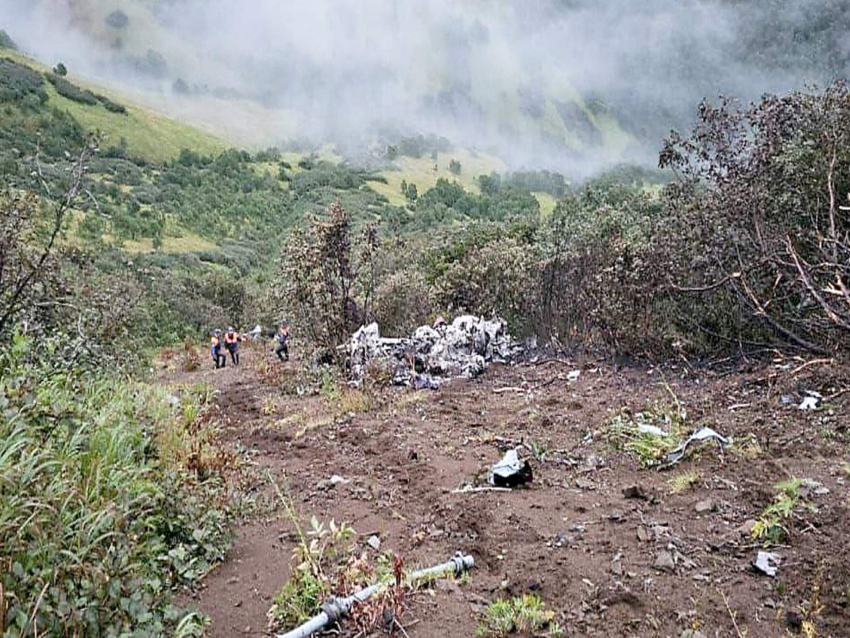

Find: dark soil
<box><xmin>166</xmin><ymin>346</ymin><xmax>850</xmax><ymax>637</ymax></box>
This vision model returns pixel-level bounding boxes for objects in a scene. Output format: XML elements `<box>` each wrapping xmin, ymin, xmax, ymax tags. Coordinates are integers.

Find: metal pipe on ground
<box><xmin>276</xmin><ymin>552</ymin><xmax>475</xmax><ymax>638</ymax></box>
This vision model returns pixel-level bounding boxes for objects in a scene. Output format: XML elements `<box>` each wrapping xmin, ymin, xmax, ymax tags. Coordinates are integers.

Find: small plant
<box><xmin>669</xmin><ymin>469</ymin><xmax>703</xmax><ymax>494</ymax></box>
<box><xmin>605</xmin><ymin>397</ymin><xmax>686</xmax><ymax>468</ymax></box>
<box><xmin>320</xmin><ymin>367</ymin><xmax>341</xmax><ymax>403</ymax></box>
<box><xmin>180</xmin><ymin>338</ymin><xmax>201</xmax><ymax>371</ymax></box>
<box><xmin>476</xmin><ymin>595</ymin><xmax>563</xmax><ymax>637</ymax></box>
<box><xmin>798</xmin><ymin>572</ymin><xmax>825</xmax><ymax>638</ymax></box>
<box><xmin>732</xmin><ymin>433</ymin><xmax>763</xmax><ymax>460</ymax></box>
<box><xmin>268</xmin><ymin>478</ymin><xmax>358</xmax><ymax>628</ymax></box>
<box><xmin>752</xmin><ymin>478</ymin><xmax>818</xmax><ymax>545</ymax></box>
<box><xmin>337</xmin><ymin>388</ymin><xmax>374</xmax><ymax>417</ymax></box>
<box><xmin>527</xmin><ymin>440</ymin><xmax>550</xmax><ymax>462</ymax></box>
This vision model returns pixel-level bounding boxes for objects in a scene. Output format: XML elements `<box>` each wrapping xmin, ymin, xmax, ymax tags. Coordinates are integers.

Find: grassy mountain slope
<box><xmin>2</xmin><ymin>47</ymin><xmax>227</xmax><ymax>162</ymax></box>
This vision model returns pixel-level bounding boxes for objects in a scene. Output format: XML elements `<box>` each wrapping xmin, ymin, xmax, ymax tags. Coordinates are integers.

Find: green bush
<box><xmin>0</xmin><ymin>334</ymin><xmax>238</xmax><ymax>636</ymax></box>
<box><xmin>0</xmin><ymin>58</ymin><xmax>47</xmax><ymax>105</ymax></box>
<box><xmin>46</xmin><ymin>73</ymin><xmax>99</xmax><ymax>105</ymax></box>
<box><xmin>0</xmin><ymin>30</ymin><xmax>18</xmax><ymax>51</ymax></box>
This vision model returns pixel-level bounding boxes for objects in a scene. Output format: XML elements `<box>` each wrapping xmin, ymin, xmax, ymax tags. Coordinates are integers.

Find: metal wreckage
<box><xmin>345</xmin><ymin>315</ymin><xmax>526</xmax><ymax>388</ymax></box>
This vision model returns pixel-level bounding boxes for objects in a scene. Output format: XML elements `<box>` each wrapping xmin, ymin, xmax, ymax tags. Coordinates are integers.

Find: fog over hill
<box><xmin>3</xmin><ymin>0</ymin><xmax>848</xmax><ymax>174</ymax></box>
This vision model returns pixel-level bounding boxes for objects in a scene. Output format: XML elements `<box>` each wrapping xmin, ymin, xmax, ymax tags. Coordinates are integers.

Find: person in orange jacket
<box><xmin>224</xmin><ymin>326</ymin><xmax>240</xmax><ymax>366</ymax></box>
<box><xmin>210</xmin><ymin>329</ymin><xmax>226</xmax><ymax>369</ymax></box>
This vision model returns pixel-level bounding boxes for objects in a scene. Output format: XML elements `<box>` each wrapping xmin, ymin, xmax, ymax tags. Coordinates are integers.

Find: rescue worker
<box><xmin>275</xmin><ymin>322</ymin><xmax>289</xmax><ymax>361</ymax></box>
<box><xmin>224</xmin><ymin>326</ymin><xmax>240</xmax><ymax>366</ymax></box>
<box><xmin>210</xmin><ymin>329</ymin><xmax>226</xmax><ymax>369</ymax></box>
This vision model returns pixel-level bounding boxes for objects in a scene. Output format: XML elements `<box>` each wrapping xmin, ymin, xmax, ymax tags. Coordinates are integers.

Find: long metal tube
<box><xmin>277</xmin><ymin>552</ymin><xmax>475</xmax><ymax>638</ymax></box>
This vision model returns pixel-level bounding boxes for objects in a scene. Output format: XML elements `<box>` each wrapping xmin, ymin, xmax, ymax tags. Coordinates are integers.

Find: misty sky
<box><xmin>2</xmin><ymin>0</ymin><xmax>847</xmax><ymax>173</ymax></box>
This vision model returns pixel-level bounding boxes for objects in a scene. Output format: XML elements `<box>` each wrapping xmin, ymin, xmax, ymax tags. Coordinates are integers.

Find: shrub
<box><xmin>46</xmin><ymin>73</ymin><xmax>98</xmax><ymax>105</ymax></box>
<box><xmin>373</xmin><ymin>268</ymin><xmax>433</xmax><ymax>335</ymax></box>
<box><xmin>0</xmin><ymin>58</ymin><xmax>47</xmax><ymax>105</ymax></box>
<box><xmin>660</xmin><ymin>83</ymin><xmax>850</xmax><ymax>353</ymax></box>
<box><xmin>0</xmin><ymin>29</ymin><xmax>18</xmax><ymax>51</ymax></box>
<box><xmin>105</xmin><ymin>9</ymin><xmax>129</xmax><ymax>29</ymax></box>
<box><xmin>0</xmin><ymin>336</ymin><xmax>238</xmax><ymax>635</ymax></box>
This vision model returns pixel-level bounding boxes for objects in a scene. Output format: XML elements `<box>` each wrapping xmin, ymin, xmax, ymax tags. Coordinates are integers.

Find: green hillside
<box><xmin>2</xmin><ymin>48</ymin><xmax>227</xmax><ymax>162</ymax></box>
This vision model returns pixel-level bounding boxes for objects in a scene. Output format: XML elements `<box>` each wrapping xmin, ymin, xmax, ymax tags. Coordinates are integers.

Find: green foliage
<box><xmin>373</xmin><ymin>268</ymin><xmax>433</xmax><ymax>335</ymax></box>
<box><xmin>268</xmin><ymin>479</ymin><xmax>357</xmax><ymax>628</ymax></box>
<box><xmin>0</xmin><ymin>30</ymin><xmax>18</xmax><ymax>51</ymax></box>
<box><xmin>476</xmin><ymin>595</ymin><xmax>563</xmax><ymax>638</ymax></box>
<box><xmin>46</xmin><ymin>73</ymin><xmax>99</xmax><ymax>105</ymax></box>
<box><xmin>0</xmin><ymin>58</ymin><xmax>47</xmax><ymax>106</ymax></box>
<box><xmin>393</xmin><ymin>134</ymin><xmax>451</xmax><ymax>159</ymax></box>
<box><xmin>274</xmin><ymin>202</ymin><xmax>381</xmax><ymax>356</ymax></box>
<box><xmin>53</xmin><ymin>62</ymin><xmax>67</xmax><ymax>77</ymax></box>
<box><xmin>449</xmin><ymin>158</ymin><xmax>462</xmax><ymax>175</ymax></box>
<box><xmin>0</xmin><ymin>335</ymin><xmax>238</xmax><ymax>636</ymax></box>
<box><xmin>753</xmin><ymin>478</ymin><xmax>818</xmax><ymax>545</ymax></box>
<box><xmin>660</xmin><ymin>83</ymin><xmax>850</xmax><ymax>353</ymax></box>
<box><xmin>604</xmin><ymin>397</ymin><xmax>687</xmax><ymax>468</ymax></box>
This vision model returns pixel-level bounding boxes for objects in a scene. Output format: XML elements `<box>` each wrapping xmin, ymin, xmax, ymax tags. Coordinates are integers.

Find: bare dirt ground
<box><xmin>163</xmin><ymin>345</ymin><xmax>850</xmax><ymax>638</ymax></box>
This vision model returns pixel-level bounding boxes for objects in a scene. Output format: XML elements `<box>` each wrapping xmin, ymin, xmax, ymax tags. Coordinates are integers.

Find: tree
<box><xmin>449</xmin><ymin>159</ymin><xmax>462</xmax><ymax>176</ymax></box>
<box><xmin>276</xmin><ymin>201</ymin><xmax>366</xmax><ymax>355</ymax></box>
<box><xmin>405</xmin><ymin>183</ymin><xmax>418</xmax><ymax>203</ymax></box>
<box><xmin>386</xmin><ymin>145</ymin><xmax>398</xmax><ymax>160</ymax></box>
<box><xmin>0</xmin><ymin>140</ymin><xmax>93</xmax><ymax>338</ymax></box>
<box><xmin>660</xmin><ymin>83</ymin><xmax>850</xmax><ymax>353</ymax></box>
<box><xmin>105</xmin><ymin>10</ymin><xmax>129</xmax><ymax>29</ymax></box>
<box><xmin>53</xmin><ymin>62</ymin><xmax>67</xmax><ymax>77</ymax></box>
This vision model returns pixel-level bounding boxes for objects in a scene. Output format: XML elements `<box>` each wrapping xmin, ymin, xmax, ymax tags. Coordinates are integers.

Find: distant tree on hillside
<box><xmin>478</xmin><ymin>172</ymin><xmax>501</xmax><ymax>196</ymax></box>
<box><xmin>449</xmin><ymin>159</ymin><xmax>462</xmax><ymax>176</ymax></box>
<box><xmin>105</xmin><ymin>10</ymin><xmax>129</xmax><ymax>29</ymax></box>
<box><xmin>405</xmin><ymin>182</ymin><xmax>418</xmax><ymax>203</ymax></box>
<box><xmin>173</xmin><ymin>78</ymin><xmax>190</xmax><ymax>95</ymax></box>
<box><xmin>0</xmin><ymin>30</ymin><xmax>18</xmax><ymax>50</ymax></box>
<box><xmin>386</xmin><ymin>145</ymin><xmax>398</xmax><ymax>160</ymax></box>
<box><xmin>53</xmin><ymin>62</ymin><xmax>67</xmax><ymax>77</ymax></box>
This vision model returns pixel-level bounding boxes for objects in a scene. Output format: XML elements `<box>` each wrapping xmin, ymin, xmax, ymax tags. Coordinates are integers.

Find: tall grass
<box><xmin>0</xmin><ymin>334</ymin><xmax>237</xmax><ymax>636</ymax></box>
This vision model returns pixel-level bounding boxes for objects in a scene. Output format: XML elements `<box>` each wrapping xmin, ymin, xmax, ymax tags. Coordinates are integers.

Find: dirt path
<box><xmin>163</xmin><ymin>349</ymin><xmax>850</xmax><ymax>637</ymax></box>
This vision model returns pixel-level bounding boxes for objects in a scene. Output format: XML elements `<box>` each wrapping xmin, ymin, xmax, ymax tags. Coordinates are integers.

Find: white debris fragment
<box><xmin>637</xmin><ymin>423</ymin><xmax>669</xmax><ymax>437</ymax></box>
<box><xmin>798</xmin><ymin>391</ymin><xmax>822</xmax><ymax>411</ymax></box>
<box><xmin>347</xmin><ymin>316</ymin><xmax>524</xmax><ymax>386</ymax></box>
<box><xmin>662</xmin><ymin>427</ymin><xmax>731</xmax><ymax>467</ymax></box>
<box><xmin>753</xmin><ymin>551</ymin><xmax>780</xmax><ymax>577</ymax></box>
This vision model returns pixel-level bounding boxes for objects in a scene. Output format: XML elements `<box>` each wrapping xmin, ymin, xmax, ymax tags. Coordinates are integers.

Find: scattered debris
<box><xmin>567</xmin><ymin>369</ymin><xmax>581</xmax><ymax>382</ymax></box>
<box><xmin>753</xmin><ymin>551</ymin><xmax>780</xmax><ymax>577</ymax></box>
<box><xmin>637</xmin><ymin>525</ymin><xmax>654</xmax><ymax>543</ymax></box>
<box><xmin>317</xmin><ymin>475</ymin><xmax>350</xmax><ymax>490</ymax></box>
<box><xmin>637</xmin><ymin>423</ymin><xmax>669</xmax><ymax>437</ymax></box>
<box><xmin>694</xmin><ymin>499</ymin><xmax>716</xmax><ymax>514</ymax></box>
<box><xmin>798</xmin><ymin>391</ymin><xmax>822</xmax><ymax>411</ymax></box>
<box><xmin>610</xmin><ymin>554</ymin><xmax>624</xmax><ymax>576</ymax></box>
<box><xmin>346</xmin><ymin>316</ymin><xmax>523</xmax><ymax>387</ymax></box>
<box><xmin>366</xmin><ymin>535</ymin><xmax>381</xmax><ymax>551</ymax></box>
<box><xmin>490</xmin><ymin>448</ymin><xmax>533</xmax><ymax>488</ymax></box>
<box><xmin>653</xmin><ymin>550</ymin><xmax>676</xmax><ymax>573</ymax></box>
<box><xmin>622</xmin><ymin>485</ymin><xmax>649</xmax><ymax>500</ymax></box>
<box><xmin>413</xmin><ymin>374</ymin><xmax>441</xmax><ymax>390</ymax></box>
<box><xmin>662</xmin><ymin>427</ymin><xmax>731</xmax><ymax>468</ymax></box>
<box><xmin>451</xmin><ymin>485</ymin><xmax>512</xmax><ymax>494</ymax></box>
